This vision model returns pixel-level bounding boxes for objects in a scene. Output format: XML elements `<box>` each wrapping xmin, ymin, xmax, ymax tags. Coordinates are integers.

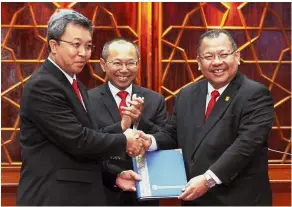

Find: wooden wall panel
<box><xmin>155</xmin><ymin>2</ymin><xmax>291</xmax><ymax>164</ymax></box>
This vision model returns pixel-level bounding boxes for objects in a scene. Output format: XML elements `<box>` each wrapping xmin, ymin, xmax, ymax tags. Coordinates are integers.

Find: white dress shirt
<box><xmin>205</xmin><ymin>82</ymin><xmax>229</xmax><ymax>112</ymax></box>
<box><xmin>108</xmin><ymin>81</ymin><xmax>157</xmax><ymax>150</ymax></box>
<box><xmin>108</xmin><ymin>81</ymin><xmax>136</xmax><ymax>130</ymax></box>
<box><xmin>149</xmin><ymin>82</ymin><xmax>230</xmax><ymax>184</ymax></box>
<box><xmin>204</xmin><ymin>82</ymin><xmax>229</xmax><ymax>184</ymax></box>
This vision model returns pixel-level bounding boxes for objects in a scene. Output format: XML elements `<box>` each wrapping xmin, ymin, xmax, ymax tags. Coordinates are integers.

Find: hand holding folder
<box><xmin>115</xmin><ymin>170</ymin><xmax>142</xmax><ymax>192</ymax></box>
<box><xmin>132</xmin><ymin>149</ymin><xmax>188</xmax><ymax>200</ymax></box>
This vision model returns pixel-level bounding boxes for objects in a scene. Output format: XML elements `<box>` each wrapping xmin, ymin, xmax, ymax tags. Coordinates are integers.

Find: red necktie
<box><xmin>117</xmin><ymin>91</ymin><xmax>128</xmax><ymax>116</ymax></box>
<box><xmin>205</xmin><ymin>90</ymin><xmax>220</xmax><ymax>120</ymax></box>
<box><xmin>72</xmin><ymin>79</ymin><xmax>82</xmax><ymax>103</ymax></box>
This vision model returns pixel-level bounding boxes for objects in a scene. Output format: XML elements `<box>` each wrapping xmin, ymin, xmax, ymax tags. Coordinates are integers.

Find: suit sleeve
<box><xmin>153</xmin><ymin>93</ymin><xmax>181</xmax><ymax>149</ymax></box>
<box><xmin>138</xmin><ymin>94</ymin><xmax>168</xmax><ymax>134</ymax></box>
<box><xmin>25</xmin><ymin>78</ymin><xmax>127</xmax><ymax>160</ymax></box>
<box><xmin>209</xmin><ymin>86</ymin><xmax>274</xmax><ymax>185</ymax></box>
<box><xmin>99</xmin><ymin>122</ymin><xmax>124</xmax><ymax>133</ymax></box>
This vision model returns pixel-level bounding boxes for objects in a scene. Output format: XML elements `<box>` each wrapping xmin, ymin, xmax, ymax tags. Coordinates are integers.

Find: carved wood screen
<box><xmin>1</xmin><ymin>2</ymin><xmax>291</xmax><ymax>205</ymax></box>
<box><xmin>154</xmin><ymin>2</ymin><xmax>291</xmax><ymax>164</ymax></box>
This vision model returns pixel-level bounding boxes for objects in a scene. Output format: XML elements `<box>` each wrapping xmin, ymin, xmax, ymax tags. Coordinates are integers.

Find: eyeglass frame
<box><xmin>55</xmin><ymin>39</ymin><xmax>95</xmax><ymax>51</ymax></box>
<box><xmin>198</xmin><ymin>48</ymin><xmax>238</xmax><ymax>62</ymax></box>
<box><xmin>106</xmin><ymin>59</ymin><xmax>139</xmax><ymax>69</ymax></box>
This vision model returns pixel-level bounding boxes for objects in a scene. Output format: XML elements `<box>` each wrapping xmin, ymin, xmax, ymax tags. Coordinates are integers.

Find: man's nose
<box><xmin>120</xmin><ymin>63</ymin><xmax>128</xmax><ymax>71</ymax></box>
<box><xmin>78</xmin><ymin>45</ymin><xmax>86</xmax><ymax>57</ymax></box>
<box><xmin>212</xmin><ymin>55</ymin><xmax>223</xmax><ymax>65</ymax></box>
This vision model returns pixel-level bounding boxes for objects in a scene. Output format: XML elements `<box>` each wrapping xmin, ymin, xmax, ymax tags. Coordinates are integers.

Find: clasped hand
<box><xmin>120</xmin><ymin>95</ymin><xmax>144</xmax><ymax>124</ymax></box>
<box><xmin>125</xmin><ymin>129</ymin><xmax>152</xmax><ymax>157</ymax></box>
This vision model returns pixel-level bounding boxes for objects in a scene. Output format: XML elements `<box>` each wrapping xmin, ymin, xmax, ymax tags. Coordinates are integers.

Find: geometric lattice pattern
<box><xmin>1</xmin><ymin>2</ymin><xmax>291</xmax><ymax>165</ymax></box>
<box><xmin>159</xmin><ymin>2</ymin><xmax>291</xmax><ymax>163</ymax></box>
<box><xmin>1</xmin><ymin>2</ymin><xmax>141</xmax><ymax>165</ymax></box>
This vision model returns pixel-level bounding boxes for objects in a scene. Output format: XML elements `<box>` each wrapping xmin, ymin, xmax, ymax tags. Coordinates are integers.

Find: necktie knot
<box><xmin>72</xmin><ymin>79</ymin><xmax>78</xmax><ymax>89</ymax></box>
<box><xmin>72</xmin><ymin>79</ymin><xmax>82</xmax><ymax>103</ymax></box>
<box><xmin>117</xmin><ymin>91</ymin><xmax>128</xmax><ymax>117</ymax></box>
<box><xmin>117</xmin><ymin>91</ymin><xmax>128</xmax><ymax>100</ymax></box>
<box><xmin>211</xmin><ymin>90</ymin><xmax>220</xmax><ymax>99</ymax></box>
<box><xmin>205</xmin><ymin>90</ymin><xmax>220</xmax><ymax>121</ymax></box>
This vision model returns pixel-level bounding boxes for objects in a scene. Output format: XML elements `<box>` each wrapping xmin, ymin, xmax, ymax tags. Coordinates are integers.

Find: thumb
<box><xmin>130</xmin><ymin>171</ymin><xmax>142</xmax><ymax>181</ymax></box>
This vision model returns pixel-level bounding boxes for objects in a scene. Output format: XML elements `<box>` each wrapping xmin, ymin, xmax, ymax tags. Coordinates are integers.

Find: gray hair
<box><xmin>47</xmin><ymin>9</ymin><xmax>93</xmax><ymax>52</ymax></box>
<box><xmin>197</xmin><ymin>29</ymin><xmax>238</xmax><ymax>56</ymax></box>
<box><xmin>101</xmin><ymin>38</ymin><xmax>139</xmax><ymax>61</ymax></box>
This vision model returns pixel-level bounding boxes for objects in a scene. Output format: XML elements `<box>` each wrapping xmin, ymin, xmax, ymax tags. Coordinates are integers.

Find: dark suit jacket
<box><xmin>155</xmin><ymin>72</ymin><xmax>274</xmax><ymax>206</ymax></box>
<box><xmin>88</xmin><ymin>83</ymin><xmax>168</xmax><ymax>205</ymax></box>
<box><xmin>16</xmin><ymin>59</ymin><xmax>127</xmax><ymax>206</ymax></box>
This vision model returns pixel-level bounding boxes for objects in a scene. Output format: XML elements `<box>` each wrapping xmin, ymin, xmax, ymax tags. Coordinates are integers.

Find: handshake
<box><xmin>115</xmin><ymin>129</ymin><xmax>151</xmax><ymax>192</ymax></box>
<box><xmin>124</xmin><ymin>129</ymin><xmax>152</xmax><ymax>157</ymax></box>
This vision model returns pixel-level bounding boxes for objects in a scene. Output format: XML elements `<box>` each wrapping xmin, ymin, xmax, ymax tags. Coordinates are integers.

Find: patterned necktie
<box><xmin>117</xmin><ymin>91</ymin><xmax>128</xmax><ymax>117</ymax></box>
<box><xmin>72</xmin><ymin>79</ymin><xmax>82</xmax><ymax>103</ymax></box>
<box><xmin>205</xmin><ymin>90</ymin><xmax>220</xmax><ymax>120</ymax></box>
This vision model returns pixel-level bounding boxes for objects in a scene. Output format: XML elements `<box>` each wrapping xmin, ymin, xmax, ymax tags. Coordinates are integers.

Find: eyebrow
<box><xmin>72</xmin><ymin>38</ymin><xmax>92</xmax><ymax>43</ymax></box>
<box><xmin>203</xmin><ymin>49</ymin><xmax>231</xmax><ymax>54</ymax></box>
<box><xmin>112</xmin><ymin>58</ymin><xmax>136</xmax><ymax>61</ymax></box>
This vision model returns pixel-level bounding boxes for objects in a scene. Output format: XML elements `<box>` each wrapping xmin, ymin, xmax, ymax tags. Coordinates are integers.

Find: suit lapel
<box><xmin>43</xmin><ymin>59</ymin><xmax>86</xmax><ymax>114</ymax></box>
<box><xmin>193</xmin><ymin>82</ymin><xmax>208</xmax><ymax>128</ymax></box>
<box><xmin>186</xmin><ymin>81</ymin><xmax>207</xmax><ymax>154</ymax></box>
<box><xmin>132</xmin><ymin>84</ymin><xmax>144</xmax><ymax>99</ymax></box>
<box><xmin>72</xmin><ymin>81</ymin><xmax>89</xmax><ymax>115</ymax></box>
<box><xmin>43</xmin><ymin>59</ymin><xmax>91</xmax><ymax>123</ymax></box>
<box><xmin>100</xmin><ymin>83</ymin><xmax>121</xmax><ymax>122</ymax></box>
<box><xmin>78</xmin><ymin>82</ymin><xmax>95</xmax><ymax>124</ymax></box>
<box><xmin>191</xmin><ymin>72</ymin><xmax>244</xmax><ymax>157</ymax></box>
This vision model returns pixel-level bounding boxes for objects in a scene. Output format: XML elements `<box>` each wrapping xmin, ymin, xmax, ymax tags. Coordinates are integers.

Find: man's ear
<box><xmin>197</xmin><ymin>56</ymin><xmax>201</xmax><ymax>70</ymax></box>
<box><xmin>235</xmin><ymin>51</ymin><xmax>241</xmax><ymax>65</ymax></box>
<box><xmin>49</xmin><ymin>39</ymin><xmax>58</xmax><ymax>54</ymax></box>
<box><xmin>100</xmin><ymin>58</ymin><xmax>106</xmax><ymax>72</ymax></box>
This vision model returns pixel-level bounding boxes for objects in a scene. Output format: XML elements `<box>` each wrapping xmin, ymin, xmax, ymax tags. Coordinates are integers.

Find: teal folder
<box><xmin>132</xmin><ymin>149</ymin><xmax>187</xmax><ymax>200</ymax></box>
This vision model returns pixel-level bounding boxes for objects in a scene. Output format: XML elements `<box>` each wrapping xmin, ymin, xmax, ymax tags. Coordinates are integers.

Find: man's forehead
<box><xmin>63</xmin><ymin>24</ymin><xmax>92</xmax><ymax>41</ymax></box>
<box><xmin>109</xmin><ymin>41</ymin><xmax>135</xmax><ymax>50</ymax></box>
<box><xmin>108</xmin><ymin>42</ymin><xmax>136</xmax><ymax>56</ymax></box>
<box><xmin>201</xmin><ymin>34</ymin><xmax>232</xmax><ymax>48</ymax></box>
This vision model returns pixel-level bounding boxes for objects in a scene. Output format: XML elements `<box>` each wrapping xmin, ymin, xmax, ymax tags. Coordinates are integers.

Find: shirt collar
<box><xmin>207</xmin><ymin>82</ymin><xmax>229</xmax><ymax>96</ymax></box>
<box><xmin>108</xmin><ymin>81</ymin><xmax>132</xmax><ymax>98</ymax></box>
<box><xmin>48</xmin><ymin>57</ymin><xmax>76</xmax><ymax>84</ymax></box>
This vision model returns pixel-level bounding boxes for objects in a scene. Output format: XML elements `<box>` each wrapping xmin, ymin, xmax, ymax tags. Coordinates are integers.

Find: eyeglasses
<box><xmin>199</xmin><ymin>49</ymin><xmax>237</xmax><ymax>62</ymax></box>
<box><xmin>57</xmin><ymin>39</ymin><xmax>95</xmax><ymax>51</ymax></box>
<box><xmin>106</xmin><ymin>60</ymin><xmax>139</xmax><ymax>69</ymax></box>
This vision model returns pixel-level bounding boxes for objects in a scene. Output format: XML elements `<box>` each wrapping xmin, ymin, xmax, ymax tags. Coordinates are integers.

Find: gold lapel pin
<box><xmin>225</xmin><ymin>96</ymin><xmax>230</xmax><ymax>101</ymax></box>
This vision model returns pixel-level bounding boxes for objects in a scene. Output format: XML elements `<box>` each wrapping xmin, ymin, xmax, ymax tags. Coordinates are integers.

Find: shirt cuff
<box><xmin>123</xmin><ymin>128</ymin><xmax>133</xmax><ymax>135</ymax></box>
<box><xmin>147</xmin><ymin>134</ymin><xmax>158</xmax><ymax>151</ymax></box>
<box><xmin>206</xmin><ymin>169</ymin><xmax>222</xmax><ymax>184</ymax></box>
<box><xmin>133</xmin><ymin>122</ymin><xmax>139</xmax><ymax>130</ymax></box>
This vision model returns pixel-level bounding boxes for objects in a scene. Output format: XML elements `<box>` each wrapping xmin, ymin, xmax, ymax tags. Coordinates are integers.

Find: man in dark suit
<box><xmin>144</xmin><ymin>30</ymin><xmax>274</xmax><ymax>205</ymax></box>
<box><xmin>88</xmin><ymin>38</ymin><xmax>168</xmax><ymax>205</ymax></box>
<box><xmin>17</xmin><ymin>10</ymin><xmax>144</xmax><ymax>206</ymax></box>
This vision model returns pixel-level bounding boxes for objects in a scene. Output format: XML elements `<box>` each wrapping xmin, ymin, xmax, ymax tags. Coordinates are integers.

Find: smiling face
<box><xmin>197</xmin><ymin>33</ymin><xmax>240</xmax><ymax>89</ymax></box>
<box><xmin>100</xmin><ymin>41</ymin><xmax>138</xmax><ymax>90</ymax></box>
<box><xmin>49</xmin><ymin>23</ymin><xmax>92</xmax><ymax>77</ymax></box>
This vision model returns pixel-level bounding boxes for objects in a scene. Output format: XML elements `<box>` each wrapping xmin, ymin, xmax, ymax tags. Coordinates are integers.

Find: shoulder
<box><xmin>240</xmin><ymin>75</ymin><xmax>270</xmax><ymax>95</ymax></box>
<box><xmin>24</xmin><ymin>65</ymin><xmax>59</xmax><ymax>91</ymax></box>
<box><xmin>179</xmin><ymin>78</ymin><xmax>206</xmax><ymax>95</ymax></box>
<box><xmin>88</xmin><ymin>84</ymin><xmax>106</xmax><ymax>97</ymax></box>
<box><xmin>21</xmin><ymin>65</ymin><xmax>67</xmax><ymax>109</ymax></box>
<box><xmin>134</xmin><ymin>85</ymin><xmax>164</xmax><ymax>100</ymax></box>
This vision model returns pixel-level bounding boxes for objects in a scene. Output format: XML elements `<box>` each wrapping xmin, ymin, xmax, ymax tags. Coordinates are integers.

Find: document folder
<box><xmin>132</xmin><ymin>149</ymin><xmax>187</xmax><ymax>200</ymax></box>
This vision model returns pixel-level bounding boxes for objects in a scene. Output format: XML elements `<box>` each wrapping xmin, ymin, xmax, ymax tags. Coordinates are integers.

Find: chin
<box><xmin>74</xmin><ymin>68</ymin><xmax>84</xmax><ymax>74</ymax></box>
<box><xmin>117</xmin><ymin>83</ymin><xmax>131</xmax><ymax>90</ymax></box>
